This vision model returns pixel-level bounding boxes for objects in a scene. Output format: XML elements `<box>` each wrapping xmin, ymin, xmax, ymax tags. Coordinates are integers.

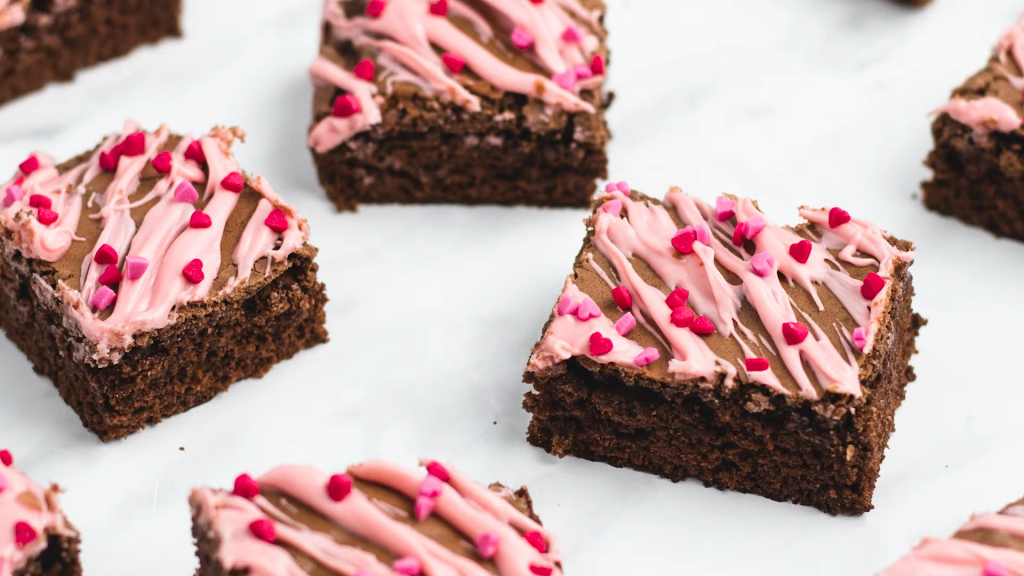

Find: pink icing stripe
<box><xmin>934</xmin><ymin>97</ymin><xmax>1022</xmax><ymax>134</ymax></box>
<box><xmin>309</xmin><ymin>55</ymin><xmax>382</xmax><ymax>154</ymax></box>
<box><xmin>0</xmin><ymin>0</ymin><xmax>26</xmax><ymax>31</ymax></box>
<box><xmin>881</xmin><ymin>538</ymin><xmax>1024</xmax><ymax>575</ymax></box>
<box><xmin>961</xmin><ymin>513</ymin><xmax>1024</xmax><ymax>540</ymax></box>
<box><xmin>0</xmin><ymin>460</ymin><xmax>75</xmax><ymax>576</ymax></box>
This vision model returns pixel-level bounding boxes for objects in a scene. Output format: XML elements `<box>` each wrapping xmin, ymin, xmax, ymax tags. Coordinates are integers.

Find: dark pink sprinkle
<box><xmin>511</xmin><ymin>27</ymin><xmax>534</xmax><ymax>50</ymax></box>
<box><xmin>327</xmin><ymin>473</ymin><xmax>353</xmax><ymax>502</ymax></box>
<box><xmin>732</xmin><ymin>223</ymin><xmax>746</xmax><ymax>247</ymax></box>
<box><xmin>524</xmin><ymin>531</ymin><xmax>548</xmax><ymax>554</ymax></box>
<box><xmin>425</xmin><ymin>461</ymin><xmax>450</xmax><ymax>482</ymax></box>
<box><xmin>94</xmin><ymin>244</ymin><xmax>118</xmax><ymax>265</ymax></box>
<box><xmin>265</xmin><ymin>208</ymin><xmax>289</xmax><ymax>233</ymax></box>
<box><xmin>182</xmin><ymin>259</ymin><xmax>205</xmax><ymax>284</ymax></box>
<box><xmin>354</xmin><ymin>59</ymin><xmax>375</xmax><ymax>81</ymax></box>
<box><xmin>530</xmin><ymin>566</ymin><xmax>553</xmax><ymax>576</ymax></box>
<box><xmin>690</xmin><ymin>316</ymin><xmax>715</xmax><ymax>336</ymax></box>
<box><xmin>789</xmin><ymin>239</ymin><xmax>812</xmax><ymax>264</ymax></box>
<box><xmin>121</xmin><ymin>132</ymin><xmax>146</xmax><ymax>157</ymax></box>
<box><xmin>611</xmin><ymin>286</ymin><xmax>632</xmax><ymax>310</ymax></box>
<box><xmin>14</xmin><ymin>521</ymin><xmax>36</xmax><ymax>547</ymax></box>
<box><xmin>28</xmin><ymin>194</ymin><xmax>51</xmax><ymax>209</ymax></box>
<box><xmin>0</xmin><ymin>450</ymin><xmax>11</xmax><ymax>466</ymax></box>
<box><xmin>18</xmin><ymin>156</ymin><xmax>39</xmax><ymax>175</ymax></box>
<box><xmin>233</xmin><ymin>474</ymin><xmax>260</xmax><ymax>499</ymax></box>
<box><xmin>670</xmin><ymin>307</ymin><xmax>695</xmax><ymax>328</ymax></box>
<box><xmin>442</xmin><ymin>53</ymin><xmax>465</xmax><ymax>73</ymax></box>
<box><xmin>190</xmin><ymin>210</ymin><xmax>212</xmax><ymax>229</ymax></box>
<box><xmin>671</xmin><ymin>227</ymin><xmax>696</xmax><ymax>255</ymax></box>
<box><xmin>365</xmin><ymin>0</ymin><xmax>386</xmax><ymax>17</ymax></box>
<box><xmin>861</xmin><ymin>272</ymin><xmax>886</xmax><ymax>300</ymax></box>
<box><xmin>590</xmin><ymin>54</ymin><xmax>605</xmax><ymax>75</ymax></box>
<box><xmin>221</xmin><ymin>171</ymin><xmax>245</xmax><ymax>193</ymax></box>
<box><xmin>665</xmin><ymin>287</ymin><xmax>689</xmax><ymax>309</ymax></box>
<box><xmin>14</xmin><ymin>176</ymin><xmax>24</xmax><ymax>186</ymax></box>
<box><xmin>589</xmin><ymin>332</ymin><xmax>613</xmax><ymax>356</ymax></box>
<box><xmin>829</xmin><ymin>207</ymin><xmax>851</xmax><ymax>228</ymax></box>
<box><xmin>184</xmin><ymin>140</ymin><xmax>206</xmax><ymax>165</ymax></box>
<box><xmin>151</xmin><ymin>151</ymin><xmax>172</xmax><ymax>174</ymax></box>
<box><xmin>745</xmin><ymin>357</ymin><xmax>770</xmax><ymax>372</ymax></box>
<box><xmin>429</xmin><ymin>0</ymin><xmax>447</xmax><ymax>15</ymax></box>
<box><xmin>99</xmin><ymin>146</ymin><xmax>121</xmax><ymax>172</ymax></box>
<box><xmin>249</xmin><ymin>519</ymin><xmax>276</xmax><ymax>544</ymax></box>
<box><xmin>98</xmin><ymin>265</ymin><xmax>122</xmax><ymax>286</ymax></box>
<box><xmin>36</xmin><ymin>208</ymin><xmax>58</xmax><ymax>226</ymax></box>
<box><xmin>782</xmin><ymin>322</ymin><xmax>809</xmax><ymax>345</ymax></box>
<box><xmin>333</xmin><ymin>94</ymin><xmax>361</xmax><ymax>118</ymax></box>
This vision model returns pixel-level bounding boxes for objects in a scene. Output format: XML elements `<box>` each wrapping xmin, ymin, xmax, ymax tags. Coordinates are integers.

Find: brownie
<box><xmin>190</xmin><ymin>460</ymin><xmax>561</xmax><ymax>575</ymax></box>
<box><xmin>882</xmin><ymin>496</ymin><xmax>1024</xmax><ymax>573</ymax></box>
<box><xmin>0</xmin><ymin>0</ymin><xmax>181</xmax><ymax>106</ymax></box>
<box><xmin>0</xmin><ymin>123</ymin><xmax>328</xmax><ymax>441</ymax></box>
<box><xmin>923</xmin><ymin>16</ymin><xmax>1024</xmax><ymax>240</ymax></box>
<box><xmin>0</xmin><ymin>449</ymin><xmax>82</xmax><ymax>576</ymax></box>
<box><xmin>308</xmin><ymin>0</ymin><xmax>611</xmax><ymax>210</ymax></box>
<box><xmin>523</xmin><ymin>185</ymin><xmax>924</xmax><ymax>515</ymax></box>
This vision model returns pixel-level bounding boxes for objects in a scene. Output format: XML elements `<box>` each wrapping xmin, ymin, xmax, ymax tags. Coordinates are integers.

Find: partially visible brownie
<box><xmin>0</xmin><ymin>0</ymin><xmax>181</xmax><ymax>106</ymax></box>
<box><xmin>0</xmin><ymin>449</ymin><xmax>81</xmax><ymax>576</ymax></box>
<box><xmin>191</xmin><ymin>460</ymin><xmax>561</xmax><ymax>575</ymax></box>
<box><xmin>524</xmin><ymin>185</ymin><xmax>923</xmax><ymax>515</ymax></box>
<box><xmin>924</xmin><ymin>15</ymin><xmax>1024</xmax><ymax>240</ymax></box>
<box><xmin>0</xmin><ymin>122</ymin><xmax>328</xmax><ymax>440</ymax></box>
<box><xmin>882</xmin><ymin>496</ymin><xmax>1024</xmax><ymax>573</ymax></box>
<box><xmin>308</xmin><ymin>0</ymin><xmax>611</xmax><ymax>210</ymax></box>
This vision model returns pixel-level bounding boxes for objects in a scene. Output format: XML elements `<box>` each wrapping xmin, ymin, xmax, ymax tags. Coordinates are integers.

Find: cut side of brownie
<box><xmin>309</xmin><ymin>0</ymin><xmax>611</xmax><ymax>210</ymax></box>
<box><xmin>924</xmin><ymin>16</ymin><xmax>1024</xmax><ymax>240</ymax></box>
<box><xmin>523</xmin><ymin>185</ymin><xmax>924</xmax><ymax>515</ymax></box>
<box><xmin>0</xmin><ymin>449</ymin><xmax>81</xmax><ymax>576</ymax></box>
<box><xmin>0</xmin><ymin>122</ymin><xmax>329</xmax><ymax>441</ymax></box>
<box><xmin>0</xmin><ymin>0</ymin><xmax>181</xmax><ymax>106</ymax></box>
<box><xmin>191</xmin><ymin>460</ymin><xmax>561</xmax><ymax>575</ymax></box>
<box><xmin>882</xmin><ymin>497</ymin><xmax>1024</xmax><ymax>574</ymax></box>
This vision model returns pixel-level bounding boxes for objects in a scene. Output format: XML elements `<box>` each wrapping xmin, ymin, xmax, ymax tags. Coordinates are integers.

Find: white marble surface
<box><xmin>1</xmin><ymin>0</ymin><xmax>1024</xmax><ymax>573</ymax></box>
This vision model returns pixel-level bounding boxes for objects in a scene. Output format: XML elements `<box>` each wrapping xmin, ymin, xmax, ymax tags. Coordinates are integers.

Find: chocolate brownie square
<box><xmin>924</xmin><ymin>16</ymin><xmax>1024</xmax><ymax>240</ymax></box>
<box><xmin>308</xmin><ymin>0</ymin><xmax>610</xmax><ymax>210</ymax></box>
<box><xmin>523</xmin><ymin>185</ymin><xmax>923</xmax><ymax>515</ymax></box>
<box><xmin>0</xmin><ymin>122</ymin><xmax>328</xmax><ymax>441</ymax></box>
<box><xmin>191</xmin><ymin>459</ymin><xmax>561</xmax><ymax>575</ymax></box>
<box><xmin>0</xmin><ymin>449</ymin><xmax>81</xmax><ymax>576</ymax></box>
<box><xmin>0</xmin><ymin>0</ymin><xmax>181</xmax><ymax>106</ymax></box>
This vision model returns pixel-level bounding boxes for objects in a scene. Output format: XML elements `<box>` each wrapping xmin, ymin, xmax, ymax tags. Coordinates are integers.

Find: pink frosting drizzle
<box><xmin>882</xmin><ymin>538</ymin><xmax>1024</xmax><ymax>575</ymax></box>
<box><xmin>193</xmin><ymin>461</ymin><xmax>562</xmax><ymax>576</ymax></box>
<box><xmin>310</xmin><ymin>0</ymin><xmax>603</xmax><ymax>152</ymax></box>
<box><xmin>934</xmin><ymin>97</ymin><xmax>1022</xmax><ymax>134</ymax></box>
<box><xmin>0</xmin><ymin>460</ymin><xmax>75</xmax><ymax>576</ymax></box>
<box><xmin>529</xmin><ymin>188</ymin><xmax>914</xmax><ymax>400</ymax></box>
<box><xmin>0</xmin><ymin>0</ymin><xmax>27</xmax><ymax>31</ymax></box>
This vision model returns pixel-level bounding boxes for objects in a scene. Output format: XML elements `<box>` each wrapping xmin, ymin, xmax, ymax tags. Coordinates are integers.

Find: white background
<box><xmin>1</xmin><ymin>0</ymin><xmax>1023</xmax><ymax>573</ymax></box>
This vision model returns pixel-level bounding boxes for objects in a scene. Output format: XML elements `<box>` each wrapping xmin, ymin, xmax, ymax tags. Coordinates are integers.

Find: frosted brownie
<box><xmin>0</xmin><ymin>122</ymin><xmax>328</xmax><ymax>441</ymax></box>
<box><xmin>191</xmin><ymin>460</ymin><xmax>562</xmax><ymax>575</ymax></box>
<box><xmin>524</xmin><ymin>185</ymin><xmax>923</xmax><ymax>515</ymax></box>
<box><xmin>308</xmin><ymin>0</ymin><xmax>610</xmax><ymax>210</ymax></box>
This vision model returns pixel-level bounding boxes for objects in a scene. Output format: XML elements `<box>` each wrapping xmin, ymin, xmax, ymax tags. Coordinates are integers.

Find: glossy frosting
<box><xmin>309</xmin><ymin>0</ymin><xmax>606</xmax><ymax>153</ymax></box>
<box><xmin>528</xmin><ymin>187</ymin><xmax>914</xmax><ymax>401</ymax></box>
<box><xmin>0</xmin><ymin>121</ymin><xmax>311</xmax><ymax>363</ymax></box>
<box><xmin>0</xmin><ymin>451</ymin><xmax>76</xmax><ymax>576</ymax></box>
<box><xmin>192</xmin><ymin>460</ymin><xmax>562</xmax><ymax>576</ymax></box>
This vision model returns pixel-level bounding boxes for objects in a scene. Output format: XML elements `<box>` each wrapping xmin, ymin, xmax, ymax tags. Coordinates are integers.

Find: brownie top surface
<box><xmin>527</xmin><ymin>187</ymin><xmax>915</xmax><ymax>403</ymax></box>
<box><xmin>0</xmin><ymin>122</ymin><xmax>314</xmax><ymax>362</ymax></box>
<box><xmin>191</xmin><ymin>460</ymin><xmax>559</xmax><ymax>576</ymax></box>
<box><xmin>881</xmin><ymin>497</ymin><xmax>1024</xmax><ymax>574</ymax></box>
<box><xmin>0</xmin><ymin>449</ymin><xmax>78</xmax><ymax>574</ymax></box>
<box><xmin>309</xmin><ymin>0</ymin><xmax>609</xmax><ymax>153</ymax></box>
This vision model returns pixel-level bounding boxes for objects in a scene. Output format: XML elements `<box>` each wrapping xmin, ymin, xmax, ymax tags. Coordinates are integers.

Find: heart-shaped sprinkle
<box><xmin>420</xmin><ymin>474</ymin><xmax>444</xmax><ymax>498</ymax></box>
<box><xmin>782</xmin><ymin>322</ymin><xmax>809</xmax><ymax>345</ymax></box>
<box><xmin>184</xmin><ymin>140</ymin><xmax>206</xmax><ymax>165</ymax></box>
<box><xmin>530</xmin><ymin>566</ymin><xmax>553</xmax><ymax>576</ymax></box>
<box><xmin>442</xmin><ymin>53</ymin><xmax>465</xmax><ymax>73</ymax></box>
<box><xmin>745</xmin><ymin>357</ymin><xmax>770</xmax><ymax>372</ymax></box>
<box><xmin>333</xmin><ymin>94</ymin><xmax>361</xmax><ymax>118</ymax></box>
<box><xmin>94</xmin><ymin>244</ymin><xmax>118</xmax><ymax>265</ymax></box>
<box><xmin>665</xmin><ymin>287</ymin><xmax>689</xmax><ymax>309</ymax></box>
<box><xmin>614</xmin><ymin>181</ymin><xmax>630</xmax><ymax>193</ymax></box>
<box><xmin>732</xmin><ymin>223</ymin><xmax>746</xmax><ymax>247</ymax></box>
<box><xmin>829</xmin><ymin>207</ymin><xmax>851</xmax><ymax>228</ymax></box>
<box><xmin>414</xmin><ymin>495</ymin><xmax>435</xmax><ymax>521</ymax></box>
<box><xmin>327</xmin><ymin>473</ymin><xmax>353</xmax><ymax>502</ymax></box>
<box><xmin>562</xmin><ymin>23</ymin><xmax>583</xmax><ymax>43</ymax></box>
<box><xmin>552</xmin><ymin>70</ymin><xmax>577</xmax><ymax>91</ymax></box>
<box><xmin>511</xmin><ymin>27</ymin><xmax>534</xmax><ymax>50</ymax></box>
<box><xmin>634</xmin><ymin>347</ymin><xmax>660</xmax><ymax>367</ymax></box>
<box><xmin>249</xmin><ymin>519</ymin><xmax>276</xmax><ymax>544</ymax></box>
<box><xmin>98</xmin><ymin>265</ymin><xmax>122</xmax><ymax>286</ymax></box>
<box><xmin>671</xmin><ymin>307</ymin><xmax>695</xmax><ymax>328</ymax></box>
<box><xmin>18</xmin><ymin>156</ymin><xmax>39</xmax><ymax>175</ymax></box>
<box><xmin>393</xmin><ymin>557</ymin><xmax>422</xmax><ymax>576</ymax></box>
<box><xmin>611</xmin><ymin>286</ymin><xmax>632</xmax><ymax>310</ymax></box>
<box><xmin>125</xmin><ymin>256</ymin><xmax>149</xmax><ymax>280</ymax></box>
<box><xmin>601</xmin><ymin>198</ymin><xmax>622</xmax><ymax>216</ymax></box>
<box><xmin>99</xmin><ymin>146</ymin><xmax>122</xmax><ymax>171</ymax></box>
<box><xmin>716</xmin><ymin>196</ymin><xmax>736</xmax><ymax>221</ymax></box>
<box><xmin>556</xmin><ymin>295</ymin><xmax>579</xmax><ymax>316</ymax></box>
<box><xmin>751</xmin><ymin>252</ymin><xmax>775</xmax><ymax>277</ymax></box>
<box><xmin>233</xmin><ymin>474</ymin><xmax>260</xmax><ymax>499</ymax></box>
<box><xmin>694</xmin><ymin>225</ymin><xmax>710</xmax><ymax>245</ymax></box>
<box><xmin>36</xmin><ymin>208</ymin><xmax>58</xmax><ymax>225</ymax></box>
<box><xmin>475</xmin><ymin>531</ymin><xmax>500</xmax><ymax>559</ymax></box>
<box><xmin>151</xmin><ymin>151</ymin><xmax>172</xmax><ymax>174</ymax></box>
<box><xmin>851</xmin><ymin>326</ymin><xmax>867</xmax><ymax>351</ymax></box>
<box><xmin>574</xmin><ymin>63</ymin><xmax>593</xmax><ymax>80</ymax></box>
<box><xmin>425</xmin><ymin>461</ymin><xmax>450</xmax><ymax>482</ymax></box>
<box><xmin>13</xmin><ymin>522</ymin><xmax>36</xmax><ymax>547</ymax></box>
<box><xmin>591</xmin><ymin>54</ymin><xmax>605</xmax><ymax>75</ymax></box>
<box><xmin>576</xmin><ymin>298</ymin><xmax>601</xmax><ymax>321</ymax></box>
<box><xmin>524</xmin><ymin>531</ymin><xmax>548</xmax><ymax>553</ymax></box>
<box><xmin>691</xmin><ymin>316</ymin><xmax>715</xmax><ymax>336</ymax></box>
<box><xmin>672</xmin><ymin>227</ymin><xmax>696</xmax><ymax>255</ymax></box>
<box><xmin>174</xmin><ymin>181</ymin><xmax>199</xmax><ymax>203</ymax></box>
<box><xmin>743</xmin><ymin>216</ymin><xmax>766</xmax><ymax>239</ymax></box>
<box><xmin>265</xmin><ymin>209</ymin><xmax>289</xmax><ymax>233</ymax></box>
<box><xmin>429</xmin><ymin>0</ymin><xmax>447</xmax><ymax>16</ymax></box>
<box><xmin>589</xmin><ymin>332</ymin><xmax>613</xmax><ymax>356</ymax></box>
<box><xmin>614</xmin><ymin>312</ymin><xmax>636</xmax><ymax>336</ymax></box>
<box><xmin>221</xmin><ymin>172</ymin><xmax>244</xmax><ymax>193</ymax></box>
<box><xmin>190</xmin><ymin>210</ymin><xmax>212</xmax><ymax>229</ymax></box>
<box><xmin>861</xmin><ymin>272</ymin><xmax>885</xmax><ymax>300</ymax></box>
<box><xmin>90</xmin><ymin>286</ymin><xmax>116</xmax><ymax>311</ymax></box>
<box><xmin>122</xmin><ymin>132</ymin><xmax>146</xmax><ymax>157</ymax></box>
<box><xmin>3</xmin><ymin>184</ymin><xmax>24</xmax><ymax>207</ymax></box>
<box><xmin>0</xmin><ymin>450</ymin><xmax>11</xmax><ymax>466</ymax></box>
<box><xmin>182</xmin><ymin>259</ymin><xmax>205</xmax><ymax>284</ymax></box>
<box><xmin>365</xmin><ymin>0</ymin><xmax>386</xmax><ymax>17</ymax></box>
<box><xmin>29</xmin><ymin>194</ymin><xmax>51</xmax><ymax>209</ymax></box>
<box><xmin>353</xmin><ymin>59</ymin><xmax>375</xmax><ymax>81</ymax></box>
<box><xmin>789</xmin><ymin>239</ymin><xmax>812</xmax><ymax>264</ymax></box>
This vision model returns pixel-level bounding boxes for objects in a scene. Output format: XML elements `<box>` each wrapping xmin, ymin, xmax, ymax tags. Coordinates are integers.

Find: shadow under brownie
<box><xmin>0</xmin><ymin>122</ymin><xmax>328</xmax><ymax>441</ymax></box>
<box><xmin>308</xmin><ymin>0</ymin><xmax>611</xmax><ymax>210</ymax></box>
<box><xmin>523</xmin><ymin>185</ymin><xmax>923</xmax><ymax>515</ymax></box>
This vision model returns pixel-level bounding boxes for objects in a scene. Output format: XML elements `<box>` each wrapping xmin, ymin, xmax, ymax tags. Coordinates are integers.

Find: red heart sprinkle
<box><xmin>829</xmin><ymin>207</ymin><xmax>851</xmax><ymax>228</ymax></box>
<box><xmin>732</xmin><ymin>223</ymin><xmax>746</xmax><ymax>247</ymax></box>
<box><xmin>190</xmin><ymin>210</ymin><xmax>212</xmax><ymax>229</ymax></box>
<box><xmin>28</xmin><ymin>194</ymin><xmax>51</xmax><ymax>209</ymax></box>
<box><xmin>591</xmin><ymin>54</ymin><xmax>605</xmax><ymax>76</ymax></box>
<box><xmin>665</xmin><ymin>287</ymin><xmax>689</xmax><ymax>309</ymax></box>
<box><xmin>745</xmin><ymin>357</ymin><xmax>770</xmax><ymax>372</ymax></box>
<box><xmin>671</xmin><ymin>228</ymin><xmax>696</xmax><ymax>255</ymax></box>
<box><xmin>333</xmin><ymin>94</ymin><xmax>361</xmax><ymax>118</ymax></box>
<box><xmin>0</xmin><ymin>450</ymin><xmax>11</xmax><ymax>466</ymax></box>
<box><xmin>861</xmin><ymin>272</ymin><xmax>885</xmax><ymax>300</ymax></box>
<box><xmin>365</xmin><ymin>0</ymin><xmax>386</xmax><ymax>17</ymax></box>
<box><xmin>327</xmin><ymin>474</ymin><xmax>353</xmax><ymax>502</ymax></box>
<box><xmin>442</xmin><ymin>53</ymin><xmax>465</xmax><ymax>73</ymax></box>
<box><xmin>99</xmin><ymin>148</ymin><xmax>121</xmax><ymax>172</ymax></box>
<box><xmin>121</xmin><ymin>132</ymin><xmax>146</xmax><ymax>157</ymax></box>
<box><xmin>429</xmin><ymin>0</ymin><xmax>447</xmax><ymax>15</ymax></box>
<box><xmin>249</xmin><ymin>519</ymin><xmax>276</xmax><ymax>544</ymax></box>
<box><xmin>611</xmin><ymin>286</ymin><xmax>632</xmax><ymax>310</ymax></box>
<box><xmin>425</xmin><ymin>461</ymin><xmax>450</xmax><ymax>482</ymax></box>
<box><xmin>354</xmin><ymin>59</ymin><xmax>375</xmax><ymax>81</ymax></box>
<box><xmin>671</xmin><ymin>307</ymin><xmax>695</xmax><ymax>328</ymax></box>
<box><xmin>789</xmin><ymin>239</ymin><xmax>812</xmax><ymax>264</ymax></box>
<box><xmin>265</xmin><ymin>209</ymin><xmax>289</xmax><ymax>233</ymax></box>
<box><xmin>151</xmin><ymin>151</ymin><xmax>172</xmax><ymax>174</ymax></box>
<box><xmin>14</xmin><ymin>521</ymin><xmax>36</xmax><ymax>547</ymax></box>
<box><xmin>36</xmin><ymin>208</ymin><xmax>59</xmax><ymax>226</ymax></box>
<box><xmin>18</xmin><ymin>156</ymin><xmax>40</xmax><ymax>175</ymax></box>
<box><xmin>524</xmin><ymin>531</ymin><xmax>548</xmax><ymax>554</ymax></box>
<box><xmin>98</xmin><ymin>265</ymin><xmax>122</xmax><ymax>286</ymax></box>
<box><xmin>589</xmin><ymin>332</ymin><xmax>613</xmax><ymax>356</ymax></box>
<box><xmin>690</xmin><ymin>316</ymin><xmax>715</xmax><ymax>336</ymax></box>
<box><xmin>184</xmin><ymin>140</ymin><xmax>206</xmax><ymax>165</ymax></box>
<box><xmin>94</xmin><ymin>244</ymin><xmax>118</xmax><ymax>265</ymax></box>
<box><xmin>182</xmin><ymin>259</ymin><xmax>205</xmax><ymax>284</ymax></box>
<box><xmin>233</xmin><ymin>474</ymin><xmax>260</xmax><ymax>499</ymax></box>
<box><xmin>221</xmin><ymin>172</ymin><xmax>244</xmax><ymax>193</ymax></box>
<box><xmin>782</xmin><ymin>322</ymin><xmax>809</xmax><ymax>345</ymax></box>
<box><xmin>530</xmin><ymin>566</ymin><xmax>553</xmax><ymax>576</ymax></box>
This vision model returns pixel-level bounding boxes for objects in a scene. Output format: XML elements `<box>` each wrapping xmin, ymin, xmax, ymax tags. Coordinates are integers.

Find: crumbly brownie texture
<box><xmin>924</xmin><ymin>16</ymin><xmax>1024</xmax><ymax>241</ymax></box>
<box><xmin>190</xmin><ymin>460</ymin><xmax>561</xmax><ymax>576</ymax></box>
<box><xmin>0</xmin><ymin>0</ymin><xmax>181</xmax><ymax>106</ymax></box>
<box><xmin>882</xmin><ymin>497</ymin><xmax>1024</xmax><ymax>574</ymax></box>
<box><xmin>0</xmin><ymin>123</ymin><xmax>328</xmax><ymax>441</ymax></box>
<box><xmin>524</xmin><ymin>185</ymin><xmax>923</xmax><ymax>515</ymax></box>
<box><xmin>0</xmin><ymin>450</ymin><xmax>81</xmax><ymax>576</ymax></box>
<box><xmin>309</xmin><ymin>0</ymin><xmax>610</xmax><ymax>210</ymax></box>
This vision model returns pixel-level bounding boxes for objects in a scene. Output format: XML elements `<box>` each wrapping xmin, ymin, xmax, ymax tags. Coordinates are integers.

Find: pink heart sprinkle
<box><xmin>851</xmin><ymin>327</ymin><xmax>867</xmax><ymax>351</ymax></box>
<box><xmin>249</xmin><ymin>519</ymin><xmax>276</xmax><ymax>544</ymax></box>
<box><xmin>511</xmin><ymin>27</ymin><xmax>534</xmax><ymax>50</ymax></box>
<box><xmin>414</xmin><ymin>495</ymin><xmax>435</xmax><ymax>521</ymax></box>
<box><xmin>552</xmin><ymin>70</ymin><xmax>577</xmax><ymax>91</ymax></box>
<box><xmin>745</xmin><ymin>357</ymin><xmax>770</xmax><ymax>372</ymax></box>
<box><xmin>556</xmin><ymin>295</ymin><xmax>579</xmax><ymax>316</ymax></box>
<box><xmin>151</xmin><ymin>151</ymin><xmax>172</xmax><ymax>174</ymax></box>
<box><xmin>670</xmin><ymin>307</ymin><xmax>695</xmax><ymax>328</ymax></box>
<box><xmin>829</xmin><ymin>207</ymin><xmax>851</xmax><ymax>228</ymax></box>
<box><xmin>614</xmin><ymin>312</ymin><xmax>636</xmax><ymax>336</ymax></box>
<box><xmin>751</xmin><ymin>252</ymin><xmax>775</xmax><ymax>277</ymax></box>
<box><xmin>574</xmin><ymin>65</ymin><xmax>593</xmax><ymax>82</ymax></box>
<box><xmin>562</xmin><ymin>23</ymin><xmax>583</xmax><ymax>43</ymax></box>
<box><xmin>530</xmin><ymin>565</ymin><xmax>554</xmax><ymax>576</ymax></box>
<box><xmin>419</xmin><ymin>474</ymin><xmax>444</xmax><ymax>498</ymax></box>
<box><xmin>716</xmin><ymin>196</ymin><xmax>735</xmax><ymax>221</ymax></box>
<box><xmin>589</xmin><ymin>332</ymin><xmax>613</xmax><ymax>356</ymax></box>
<box><xmin>190</xmin><ymin>210</ymin><xmax>212</xmax><ymax>229</ymax></box>
<box><xmin>233</xmin><ymin>474</ymin><xmax>260</xmax><ymax>499</ymax></box>
<box><xmin>634</xmin><ymin>347</ymin><xmax>660</xmax><ymax>367</ymax></box>
<box><xmin>185</xmin><ymin>140</ymin><xmax>206</xmax><ymax>165</ymax></box>
<box><xmin>743</xmin><ymin>216</ymin><xmax>766</xmax><ymax>239</ymax></box>
<box><xmin>524</xmin><ymin>531</ymin><xmax>548</xmax><ymax>553</ymax></box>
<box><xmin>90</xmin><ymin>286</ymin><xmax>117</xmax><ymax>311</ymax></box>
<box><xmin>332</xmin><ymin>94</ymin><xmax>361</xmax><ymax>118</ymax></box>
<box><xmin>121</xmin><ymin>132</ymin><xmax>146</xmax><ymax>157</ymax></box>
<box><xmin>125</xmin><ymin>256</ymin><xmax>149</xmax><ymax>280</ymax></box>
<box><xmin>690</xmin><ymin>316</ymin><xmax>715</xmax><ymax>336</ymax></box>
<box><xmin>182</xmin><ymin>259</ymin><xmax>205</xmax><ymax>284</ymax></box>
<box><xmin>475</xmin><ymin>531</ymin><xmax>500</xmax><ymax>559</ymax></box>
<box><xmin>97</xmin><ymin>265</ymin><xmax>122</xmax><ymax>286</ymax></box>
<box><xmin>442</xmin><ymin>53</ymin><xmax>465</xmax><ymax>73</ymax></box>
<box><xmin>732</xmin><ymin>223</ymin><xmax>746</xmax><ymax>247</ymax></box>
<box><xmin>615</xmin><ymin>182</ymin><xmax>630</xmax><ymax>193</ymax></box>
<box><xmin>365</xmin><ymin>0</ymin><xmax>386</xmax><ymax>17</ymax></box>
<box><xmin>672</xmin><ymin>227</ymin><xmax>696</xmax><ymax>254</ymax></box>
<box><xmin>665</xmin><ymin>287</ymin><xmax>689</xmax><ymax>309</ymax></box>
<box><xmin>601</xmin><ymin>198</ymin><xmax>622</xmax><ymax>217</ymax></box>
<box><xmin>18</xmin><ymin>156</ymin><xmax>40</xmax><ymax>175</ymax></box>
<box><xmin>694</xmin><ymin>224</ymin><xmax>710</xmax><ymax>245</ymax></box>
<box><xmin>3</xmin><ymin>184</ymin><xmax>23</xmax><ymax>207</ymax></box>
<box><xmin>575</xmin><ymin>298</ymin><xmax>601</xmax><ymax>321</ymax></box>
<box><xmin>392</xmin><ymin>557</ymin><xmax>422</xmax><ymax>576</ymax></box>
<box><xmin>264</xmin><ymin>208</ymin><xmax>289</xmax><ymax>233</ymax></box>
<box><xmin>591</xmin><ymin>54</ymin><xmax>605</xmax><ymax>75</ymax></box>
<box><xmin>13</xmin><ymin>521</ymin><xmax>36</xmax><ymax>547</ymax></box>
<box><xmin>174</xmin><ymin>181</ymin><xmax>199</xmax><ymax>203</ymax></box>
<box><xmin>782</xmin><ymin>322</ymin><xmax>809</xmax><ymax>346</ymax></box>
<box><xmin>94</xmin><ymin>243</ymin><xmax>118</xmax><ymax>265</ymax></box>
<box><xmin>221</xmin><ymin>172</ymin><xmax>245</xmax><ymax>193</ymax></box>
<box><xmin>326</xmin><ymin>473</ymin><xmax>353</xmax><ymax>502</ymax></box>
<box><xmin>353</xmin><ymin>59</ymin><xmax>375</xmax><ymax>81</ymax></box>
<box><xmin>861</xmin><ymin>272</ymin><xmax>886</xmax><ymax>300</ymax></box>
<box><xmin>36</xmin><ymin>208</ymin><xmax>58</xmax><ymax>225</ymax></box>
<box><xmin>425</xmin><ymin>461</ymin><xmax>450</xmax><ymax>482</ymax></box>
<box><xmin>610</xmin><ymin>286</ymin><xmax>632</xmax><ymax>310</ymax></box>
